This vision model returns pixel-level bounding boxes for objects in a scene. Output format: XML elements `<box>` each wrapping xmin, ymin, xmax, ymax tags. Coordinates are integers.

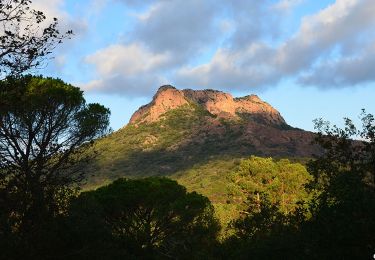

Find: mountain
<box><xmin>85</xmin><ymin>85</ymin><xmax>319</xmax><ymax>206</ymax></box>
<box><xmin>130</xmin><ymin>85</ymin><xmax>285</xmax><ymax>126</ymax></box>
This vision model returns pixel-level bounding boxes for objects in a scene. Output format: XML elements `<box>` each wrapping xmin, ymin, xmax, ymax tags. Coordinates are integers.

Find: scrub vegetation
<box><xmin>1</xmin><ymin>2</ymin><xmax>374</xmax><ymax>258</ymax></box>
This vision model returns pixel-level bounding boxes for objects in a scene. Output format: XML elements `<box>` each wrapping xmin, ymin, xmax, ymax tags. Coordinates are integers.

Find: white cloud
<box><xmin>82</xmin><ymin>73</ymin><xmax>166</xmax><ymax>97</ymax></box>
<box><xmin>273</xmin><ymin>0</ymin><xmax>304</xmax><ymax>11</ymax></box>
<box><xmin>176</xmin><ymin>0</ymin><xmax>375</xmax><ymax>90</ymax></box>
<box><xmin>85</xmin><ymin>44</ymin><xmax>171</xmax><ymax>75</ymax></box>
<box><xmin>27</xmin><ymin>0</ymin><xmax>89</xmax><ymax>74</ymax></box>
<box><xmin>82</xmin><ymin>0</ymin><xmax>285</xmax><ymax>95</ymax></box>
<box><xmin>82</xmin><ymin>44</ymin><xmax>172</xmax><ymax>95</ymax></box>
<box><xmin>132</xmin><ymin>0</ymin><xmax>220</xmax><ymax>59</ymax></box>
<box><xmin>31</xmin><ymin>0</ymin><xmax>86</xmax><ymax>33</ymax></box>
<box><xmin>299</xmin><ymin>42</ymin><xmax>375</xmax><ymax>87</ymax></box>
<box><xmin>81</xmin><ymin>0</ymin><xmax>375</xmax><ymax>96</ymax></box>
<box><xmin>175</xmin><ymin>44</ymin><xmax>279</xmax><ymax>90</ymax></box>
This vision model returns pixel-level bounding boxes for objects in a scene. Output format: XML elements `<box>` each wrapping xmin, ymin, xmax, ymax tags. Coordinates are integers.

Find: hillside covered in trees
<box><xmin>66</xmin><ymin>85</ymin><xmax>373</xmax><ymax>259</ymax></box>
<box><xmin>0</xmin><ymin>1</ymin><xmax>374</xmax><ymax>258</ymax></box>
<box><xmin>1</xmin><ymin>76</ymin><xmax>374</xmax><ymax>259</ymax></box>
<box><xmin>84</xmin><ymin>85</ymin><xmax>319</xmax><ymax>188</ymax></box>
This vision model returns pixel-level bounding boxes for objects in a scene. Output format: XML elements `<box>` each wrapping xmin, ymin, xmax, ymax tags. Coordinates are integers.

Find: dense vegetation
<box><xmin>0</xmin><ymin>78</ymin><xmax>373</xmax><ymax>259</ymax></box>
<box><xmin>58</xmin><ymin>178</ymin><xmax>219</xmax><ymax>259</ymax></box>
<box><xmin>84</xmin><ymin>102</ymin><xmax>311</xmax><ymax>189</ymax></box>
<box><xmin>1</xmin><ymin>1</ymin><xmax>373</xmax><ymax>258</ymax></box>
<box><xmin>0</xmin><ymin>76</ymin><xmax>111</xmax><ymax>258</ymax></box>
<box><xmin>79</xmin><ymin>100</ymin><xmax>314</xmax><ymax>236</ymax></box>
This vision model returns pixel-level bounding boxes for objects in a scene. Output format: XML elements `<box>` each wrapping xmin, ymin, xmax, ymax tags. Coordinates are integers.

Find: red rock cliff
<box><xmin>129</xmin><ymin>85</ymin><xmax>286</xmax><ymax>126</ymax></box>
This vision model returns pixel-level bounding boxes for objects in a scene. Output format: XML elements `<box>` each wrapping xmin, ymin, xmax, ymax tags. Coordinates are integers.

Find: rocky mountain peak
<box><xmin>129</xmin><ymin>86</ymin><xmax>286</xmax><ymax>126</ymax></box>
<box><xmin>157</xmin><ymin>85</ymin><xmax>177</xmax><ymax>93</ymax></box>
<box><xmin>235</xmin><ymin>94</ymin><xmax>261</xmax><ymax>102</ymax></box>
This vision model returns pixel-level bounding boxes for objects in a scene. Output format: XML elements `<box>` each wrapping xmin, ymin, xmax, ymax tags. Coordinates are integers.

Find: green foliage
<box><xmin>174</xmin><ymin>157</ymin><xmax>241</xmax><ymax>203</ymax></box>
<box><xmin>203</xmin><ymin>156</ymin><xmax>309</xmax><ymax>258</ymax></box>
<box><xmin>8</xmin><ymin>76</ymin><xmax>369</xmax><ymax>259</ymax></box>
<box><xmin>228</xmin><ymin>156</ymin><xmax>312</xmax><ymax>215</ymax></box>
<box><xmin>84</xmin><ymin>103</ymin><xmax>260</xmax><ymax>187</ymax></box>
<box><xmin>87</xmin><ymin>113</ymin><xmax>313</xmax><ymax>236</ymax></box>
<box><xmin>223</xmin><ymin>112</ymin><xmax>375</xmax><ymax>259</ymax></box>
<box><xmin>173</xmin><ymin>157</ymin><xmax>242</xmax><ymax>238</ymax></box>
<box><xmin>83</xmin><ymin>98</ymin><xmax>311</xmax><ymax>203</ymax></box>
<box><xmin>63</xmin><ymin>177</ymin><xmax>220</xmax><ymax>259</ymax></box>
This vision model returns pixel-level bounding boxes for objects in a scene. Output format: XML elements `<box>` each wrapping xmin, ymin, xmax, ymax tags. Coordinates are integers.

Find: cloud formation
<box><xmin>81</xmin><ymin>0</ymin><xmax>375</xmax><ymax>96</ymax></box>
<box><xmin>30</xmin><ymin>0</ymin><xmax>88</xmax><ymax>71</ymax></box>
<box><xmin>299</xmin><ymin>43</ymin><xmax>375</xmax><ymax>87</ymax></box>
<box><xmin>133</xmin><ymin>0</ymin><xmax>219</xmax><ymax>59</ymax></box>
<box><xmin>32</xmin><ymin>0</ymin><xmax>87</xmax><ymax>34</ymax></box>
<box><xmin>84</xmin><ymin>44</ymin><xmax>171</xmax><ymax>96</ymax></box>
<box><xmin>176</xmin><ymin>0</ymin><xmax>375</xmax><ymax>90</ymax></box>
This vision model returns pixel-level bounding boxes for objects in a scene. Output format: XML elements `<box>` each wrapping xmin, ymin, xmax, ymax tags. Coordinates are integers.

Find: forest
<box><xmin>0</xmin><ymin>1</ymin><xmax>374</xmax><ymax>259</ymax></box>
<box><xmin>1</xmin><ymin>75</ymin><xmax>374</xmax><ymax>259</ymax></box>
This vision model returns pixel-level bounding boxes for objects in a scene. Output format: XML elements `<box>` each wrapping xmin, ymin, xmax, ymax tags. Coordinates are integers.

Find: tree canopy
<box><xmin>228</xmin><ymin>156</ymin><xmax>312</xmax><ymax>215</ymax></box>
<box><xmin>0</xmin><ymin>75</ymin><xmax>110</xmax><ymax>258</ymax></box>
<box><xmin>303</xmin><ymin>111</ymin><xmax>375</xmax><ymax>259</ymax></box>
<box><xmin>63</xmin><ymin>177</ymin><xmax>219</xmax><ymax>259</ymax></box>
<box><xmin>223</xmin><ymin>113</ymin><xmax>375</xmax><ymax>259</ymax></box>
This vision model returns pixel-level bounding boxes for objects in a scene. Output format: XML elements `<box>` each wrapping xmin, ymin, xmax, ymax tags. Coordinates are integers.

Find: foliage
<box><xmin>223</xmin><ymin>112</ymin><xmax>375</xmax><ymax>259</ymax></box>
<box><xmin>220</xmin><ymin>157</ymin><xmax>312</xmax><ymax>258</ymax></box>
<box><xmin>222</xmin><ymin>194</ymin><xmax>306</xmax><ymax>259</ymax></box>
<box><xmin>173</xmin><ymin>157</ymin><xmax>242</xmax><ymax>238</ymax></box>
<box><xmin>0</xmin><ymin>75</ymin><xmax>110</xmax><ymax>257</ymax></box>
<box><xmin>301</xmin><ymin>111</ymin><xmax>375</xmax><ymax>259</ymax></box>
<box><xmin>84</xmin><ymin>103</ymin><xmax>258</xmax><ymax>187</ymax></box>
<box><xmin>5</xmin><ymin>73</ymin><xmax>368</xmax><ymax>259</ymax></box>
<box><xmin>86</xmin><ymin>106</ymin><xmax>312</xmax><ymax>237</ymax></box>
<box><xmin>0</xmin><ymin>0</ymin><xmax>72</xmax><ymax>77</ymax></box>
<box><xmin>63</xmin><ymin>177</ymin><xmax>220</xmax><ymax>259</ymax></box>
<box><xmin>227</xmin><ymin>156</ymin><xmax>312</xmax><ymax>215</ymax></box>
<box><xmin>84</xmin><ymin>101</ymin><xmax>309</xmax><ymax>193</ymax></box>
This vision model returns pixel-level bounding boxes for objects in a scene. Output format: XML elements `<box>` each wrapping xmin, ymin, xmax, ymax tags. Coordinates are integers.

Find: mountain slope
<box><xmin>84</xmin><ymin>86</ymin><xmax>319</xmax><ymax>199</ymax></box>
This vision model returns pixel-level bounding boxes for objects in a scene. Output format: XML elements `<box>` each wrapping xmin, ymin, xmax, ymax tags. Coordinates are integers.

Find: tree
<box><xmin>0</xmin><ymin>0</ymin><xmax>72</xmax><ymax>77</ymax></box>
<box><xmin>0</xmin><ymin>75</ymin><xmax>110</xmax><ymax>257</ymax></box>
<box><xmin>223</xmin><ymin>157</ymin><xmax>312</xmax><ymax>259</ymax></box>
<box><xmin>64</xmin><ymin>177</ymin><xmax>220</xmax><ymax>259</ymax></box>
<box><xmin>227</xmin><ymin>156</ymin><xmax>312</xmax><ymax>215</ymax></box>
<box><xmin>221</xmin><ymin>113</ymin><xmax>375</xmax><ymax>259</ymax></box>
<box><xmin>223</xmin><ymin>194</ymin><xmax>305</xmax><ymax>259</ymax></box>
<box><xmin>302</xmin><ymin>111</ymin><xmax>375</xmax><ymax>259</ymax></box>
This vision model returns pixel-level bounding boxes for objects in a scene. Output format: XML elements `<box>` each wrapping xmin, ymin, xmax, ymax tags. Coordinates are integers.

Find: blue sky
<box><xmin>35</xmin><ymin>0</ymin><xmax>375</xmax><ymax>131</ymax></box>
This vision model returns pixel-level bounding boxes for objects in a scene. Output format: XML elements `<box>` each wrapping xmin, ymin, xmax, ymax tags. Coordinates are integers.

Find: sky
<box><xmin>33</xmin><ymin>0</ymin><xmax>375</xmax><ymax>131</ymax></box>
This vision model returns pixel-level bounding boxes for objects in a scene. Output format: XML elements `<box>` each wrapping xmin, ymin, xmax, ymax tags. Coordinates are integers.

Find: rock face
<box><xmin>129</xmin><ymin>85</ymin><xmax>286</xmax><ymax>126</ymax></box>
<box><xmin>125</xmin><ymin>85</ymin><xmax>321</xmax><ymax>160</ymax></box>
<box><xmin>129</xmin><ymin>86</ymin><xmax>188</xmax><ymax>124</ymax></box>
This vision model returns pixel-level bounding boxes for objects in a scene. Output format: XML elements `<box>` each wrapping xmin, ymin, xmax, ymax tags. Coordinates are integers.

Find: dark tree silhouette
<box><xmin>64</xmin><ymin>177</ymin><xmax>220</xmax><ymax>259</ymax></box>
<box><xmin>303</xmin><ymin>111</ymin><xmax>375</xmax><ymax>259</ymax></box>
<box><xmin>0</xmin><ymin>76</ymin><xmax>110</xmax><ymax>258</ymax></box>
<box><xmin>0</xmin><ymin>0</ymin><xmax>72</xmax><ymax>77</ymax></box>
<box><xmin>225</xmin><ymin>194</ymin><xmax>304</xmax><ymax>259</ymax></box>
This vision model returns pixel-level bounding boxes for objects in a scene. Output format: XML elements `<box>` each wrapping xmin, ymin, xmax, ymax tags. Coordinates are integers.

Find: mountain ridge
<box><xmin>129</xmin><ymin>85</ymin><xmax>286</xmax><ymax>126</ymax></box>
